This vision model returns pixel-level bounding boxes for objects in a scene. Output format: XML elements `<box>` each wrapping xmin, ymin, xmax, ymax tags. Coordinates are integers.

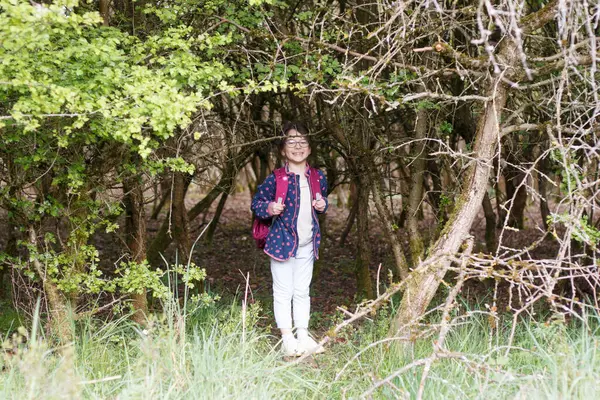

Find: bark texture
<box><xmin>28</xmin><ymin>227</ymin><xmax>73</xmax><ymax>344</ymax></box>
<box><xmin>406</xmin><ymin>107</ymin><xmax>428</xmax><ymax>264</ymax></box>
<box><xmin>340</xmin><ymin>189</ymin><xmax>358</xmax><ymax>247</ymax></box>
<box><xmin>205</xmin><ymin>192</ymin><xmax>229</xmax><ymax>245</ymax></box>
<box><xmin>355</xmin><ymin>176</ymin><xmax>374</xmax><ymax>299</ymax></box>
<box><xmin>504</xmin><ymin>158</ymin><xmax>527</xmax><ymax>229</ymax></box>
<box><xmin>171</xmin><ymin>172</ymin><xmax>192</xmax><ymax>264</ymax></box>
<box><xmin>482</xmin><ymin>191</ymin><xmax>498</xmax><ymax>252</ymax></box>
<box><xmin>123</xmin><ymin>176</ymin><xmax>149</xmax><ymax>326</ymax></box>
<box><xmin>391</xmin><ymin>38</ymin><xmax>519</xmax><ymax>338</ymax></box>
<box><xmin>99</xmin><ymin>0</ymin><xmax>110</xmax><ymax>26</ymax></box>
<box><xmin>538</xmin><ymin>138</ymin><xmax>551</xmax><ymax>230</ymax></box>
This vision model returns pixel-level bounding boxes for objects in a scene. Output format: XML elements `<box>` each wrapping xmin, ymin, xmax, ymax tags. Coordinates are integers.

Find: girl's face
<box><xmin>281</xmin><ymin>129</ymin><xmax>311</xmax><ymax>165</ymax></box>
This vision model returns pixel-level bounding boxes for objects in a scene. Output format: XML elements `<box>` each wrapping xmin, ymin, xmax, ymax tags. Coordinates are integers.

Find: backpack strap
<box><xmin>273</xmin><ymin>168</ymin><xmax>289</xmax><ymax>205</ymax></box>
<box><xmin>308</xmin><ymin>167</ymin><xmax>322</xmax><ymax>201</ymax></box>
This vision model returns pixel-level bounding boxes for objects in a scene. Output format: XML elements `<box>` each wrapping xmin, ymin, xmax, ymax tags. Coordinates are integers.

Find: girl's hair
<box><xmin>282</xmin><ymin>121</ymin><xmax>309</xmax><ymax>136</ymax></box>
<box><xmin>278</xmin><ymin>121</ymin><xmax>311</xmax><ymax>153</ymax></box>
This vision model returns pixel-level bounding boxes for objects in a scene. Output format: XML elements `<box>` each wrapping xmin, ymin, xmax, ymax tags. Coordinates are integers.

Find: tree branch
<box><xmin>521</xmin><ymin>0</ymin><xmax>559</xmax><ymax>34</ymax></box>
<box><xmin>425</xmin><ymin>42</ymin><xmax>490</xmax><ymax>70</ymax></box>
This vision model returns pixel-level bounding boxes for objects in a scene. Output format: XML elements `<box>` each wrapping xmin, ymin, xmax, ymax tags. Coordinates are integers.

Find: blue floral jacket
<box><xmin>251</xmin><ymin>165</ymin><xmax>329</xmax><ymax>261</ymax></box>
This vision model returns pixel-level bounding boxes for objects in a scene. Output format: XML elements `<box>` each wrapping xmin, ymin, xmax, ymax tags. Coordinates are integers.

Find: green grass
<box><xmin>1</xmin><ymin>298</ymin><xmax>600</xmax><ymax>399</ymax></box>
<box><xmin>0</xmin><ymin>300</ymin><xmax>21</xmax><ymax>335</ymax></box>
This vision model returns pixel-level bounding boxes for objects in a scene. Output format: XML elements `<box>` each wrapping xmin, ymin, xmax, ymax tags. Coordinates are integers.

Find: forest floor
<box><xmin>143</xmin><ymin>191</ymin><xmax>372</xmax><ymax>334</ymax></box>
<box><xmin>0</xmin><ymin>188</ymin><xmax>560</xmax><ymax>335</ymax></box>
<box><xmin>134</xmin><ymin>189</ymin><xmax>560</xmax><ymax>334</ymax></box>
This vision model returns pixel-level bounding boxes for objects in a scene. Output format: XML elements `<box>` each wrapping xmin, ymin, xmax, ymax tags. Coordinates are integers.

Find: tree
<box><xmin>0</xmin><ymin>0</ymin><xmax>230</xmax><ymax>339</ymax></box>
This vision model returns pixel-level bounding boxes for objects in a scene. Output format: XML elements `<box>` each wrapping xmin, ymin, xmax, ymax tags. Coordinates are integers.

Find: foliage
<box><xmin>0</xmin><ymin>0</ymin><xmax>234</xmax><ymax>306</ymax></box>
<box><xmin>113</xmin><ymin>260</ymin><xmax>207</xmax><ymax>299</ymax></box>
<box><xmin>548</xmin><ymin>214</ymin><xmax>600</xmax><ymax>249</ymax></box>
<box><xmin>0</xmin><ymin>0</ymin><xmax>218</xmax><ymax>157</ymax></box>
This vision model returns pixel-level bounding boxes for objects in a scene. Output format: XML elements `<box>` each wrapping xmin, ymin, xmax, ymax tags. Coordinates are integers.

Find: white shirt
<box><xmin>296</xmin><ymin>174</ymin><xmax>314</xmax><ymax>246</ymax></box>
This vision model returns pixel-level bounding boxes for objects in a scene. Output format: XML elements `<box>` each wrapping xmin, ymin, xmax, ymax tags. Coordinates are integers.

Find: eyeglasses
<box><xmin>285</xmin><ymin>139</ymin><xmax>309</xmax><ymax>148</ymax></box>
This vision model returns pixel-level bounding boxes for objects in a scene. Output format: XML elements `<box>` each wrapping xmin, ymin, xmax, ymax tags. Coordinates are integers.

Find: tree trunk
<box><xmin>505</xmin><ymin>163</ymin><xmax>527</xmax><ymax>229</ymax></box>
<box><xmin>324</xmin><ymin>106</ymin><xmax>409</xmax><ymax>280</ymax></box>
<box><xmin>150</xmin><ymin>176</ymin><xmax>171</xmax><ymax>220</ymax></box>
<box><xmin>391</xmin><ymin>38</ymin><xmax>518</xmax><ymax>339</ymax></box>
<box><xmin>339</xmin><ymin>197</ymin><xmax>358</xmax><ymax>247</ymax></box>
<box><xmin>244</xmin><ymin>163</ymin><xmax>257</xmax><ymax>197</ymax></box>
<box><xmin>149</xmin><ymin>179</ymin><xmax>209</xmax><ymax>265</ymax></box>
<box><xmin>482</xmin><ymin>191</ymin><xmax>497</xmax><ymax>253</ymax></box>
<box><xmin>65</xmin><ymin>194</ymin><xmax>92</xmax><ymax>310</ymax></box>
<box><xmin>2</xmin><ymin>189</ymin><xmax>19</xmax><ymax>300</ymax></box>
<box><xmin>28</xmin><ymin>227</ymin><xmax>73</xmax><ymax>344</ymax></box>
<box><xmin>123</xmin><ymin>176</ymin><xmax>149</xmax><ymax>326</ymax></box>
<box><xmin>406</xmin><ymin>107</ymin><xmax>428</xmax><ymax>265</ymax></box>
<box><xmin>1</xmin><ymin>221</ymin><xmax>17</xmax><ymax>300</ymax></box>
<box><xmin>313</xmin><ymin>214</ymin><xmax>327</xmax><ymax>280</ymax></box>
<box><xmin>205</xmin><ymin>192</ymin><xmax>229</xmax><ymax>245</ymax></box>
<box><xmin>250</xmin><ymin>152</ymin><xmax>269</xmax><ymax>196</ymax></box>
<box><xmin>370</xmin><ymin>167</ymin><xmax>410</xmax><ymax>279</ymax></box>
<box><xmin>495</xmin><ymin>174</ymin><xmax>507</xmax><ymax>228</ymax></box>
<box><xmin>426</xmin><ymin>159</ymin><xmax>447</xmax><ymax>227</ymax></box>
<box><xmin>355</xmin><ymin>178</ymin><xmax>374</xmax><ymax>299</ymax></box>
<box><xmin>99</xmin><ymin>0</ymin><xmax>110</xmax><ymax>26</ymax></box>
<box><xmin>148</xmin><ymin>163</ymin><xmax>239</xmax><ymax>265</ymax></box>
<box><xmin>538</xmin><ymin>142</ymin><xmax>551</xmax><ymax>230</ymax></box>
<box><xmin>171</xmin><ymin>172</ymin><xmax>192</xmax><ymax>264</ymax></box>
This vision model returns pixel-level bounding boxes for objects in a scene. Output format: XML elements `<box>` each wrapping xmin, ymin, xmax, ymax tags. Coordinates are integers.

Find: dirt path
<box><xmin>180</xmin><ymin>193</ymin><xmax>361</xmax><ymax>332</ymax></box>
<box><xmin>0</xmin><ymin>189</ymin><xmax>559</xmax><ymax>333</ymax></box>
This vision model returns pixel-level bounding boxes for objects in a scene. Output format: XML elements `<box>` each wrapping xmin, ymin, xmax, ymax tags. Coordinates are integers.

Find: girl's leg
<box><xmin>270</xmin><ymin>257</ymin><xmax>294</xmax><ymax>330</ymax></box>
<box><xmin>292</xmin><ymin>244</ymin><xmax>314</xmax><ymax>330</ymax></box>
<box><xmin>271</xmin><ymin>257</ymin><xmax>300</xmax><ymax>356</ymax></box>
<box><xmin>292</xmin><ymin>244</ymin><xmax>324</xmax><ymax>354</ymax></box>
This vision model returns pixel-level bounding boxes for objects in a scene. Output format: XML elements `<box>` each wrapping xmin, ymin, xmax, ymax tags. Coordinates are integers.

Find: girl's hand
<box><xmin>312</xmin><ymin>198</ymin><xmax>326</xmax><ymax>212</ymax></box>
<box><xmin>269</xmin><ymin>201</ymin><xmax>285</xmax><ymax>216</ymax></box>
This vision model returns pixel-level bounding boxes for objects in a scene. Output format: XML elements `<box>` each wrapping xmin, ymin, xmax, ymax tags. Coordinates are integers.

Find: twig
<box><xmin>78</xmin><ymin>375</ymin><xmax>122</xmax><ymax>385</ymax></box>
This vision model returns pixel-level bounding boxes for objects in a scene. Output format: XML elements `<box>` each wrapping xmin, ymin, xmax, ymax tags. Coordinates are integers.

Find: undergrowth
<box><xmin>1</xmin><ymin>296</ymin><xmax>600</xmax><ymax>399</ymax></box>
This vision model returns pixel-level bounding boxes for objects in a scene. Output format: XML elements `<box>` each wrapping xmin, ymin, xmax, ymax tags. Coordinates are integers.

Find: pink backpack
<box><xmin>252</xmin><ymin>167</ymin><xmax>322</xmax><ymax>249</ymax></box>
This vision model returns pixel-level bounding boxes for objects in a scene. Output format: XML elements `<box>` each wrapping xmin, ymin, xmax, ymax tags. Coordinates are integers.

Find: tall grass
<box><xmin>2</xmin><ymin>298</ymin><xmax>600</xmax><ymax>399</ymax></box>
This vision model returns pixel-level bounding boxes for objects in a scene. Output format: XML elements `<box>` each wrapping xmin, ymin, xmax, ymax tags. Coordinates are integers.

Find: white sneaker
<box><xmin>297</xmin><ymin>335</ymin><xmax>325</xmax><ymax>355</ymax></box>
<box><xmin>282</xmin><ymin>336</ymin><xmax>300</xmax><ymax>357</ymax></box>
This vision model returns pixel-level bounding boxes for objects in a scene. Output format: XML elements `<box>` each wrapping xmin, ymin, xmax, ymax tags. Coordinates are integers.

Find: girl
<box><xmin>251</xmin><ymin>122</ymin><xmax>328</xmax><ymax>356</ymax></box>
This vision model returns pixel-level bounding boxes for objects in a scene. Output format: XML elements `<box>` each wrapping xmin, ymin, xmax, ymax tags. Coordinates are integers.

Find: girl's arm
<box><xmin>316</xmin><ymin>169</ymin><xmax>329</xmax><ymax>214</ymax></box>
<box><xmin>251</xmin><ymin>173</ymin><xmax>276</xmax><ymax>220</ymax></box>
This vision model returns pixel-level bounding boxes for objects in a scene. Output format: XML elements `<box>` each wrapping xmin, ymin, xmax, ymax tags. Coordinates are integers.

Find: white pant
<box><xmin>270</xmin><ymin>244</ymin><xmax>314</xmax><ymax>330</ymax></box>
